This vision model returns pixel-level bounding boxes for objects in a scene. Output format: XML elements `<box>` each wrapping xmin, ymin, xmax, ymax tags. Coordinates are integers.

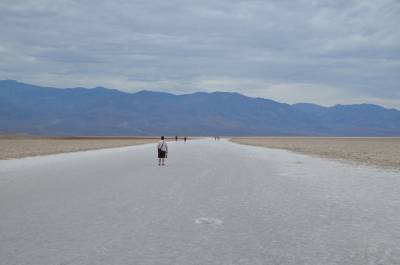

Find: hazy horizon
<box><xmin>3</xmin><ymin>79</ymin><xmax>400</xmax><ymax>111</ymax></box>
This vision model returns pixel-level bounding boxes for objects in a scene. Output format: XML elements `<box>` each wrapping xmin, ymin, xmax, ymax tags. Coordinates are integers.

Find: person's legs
<box><xmin>162</xmin><ymin>158</ymin><xmax>165</xmax><ymax>166</ymax></box>
<box><xmin>158</xmin><ymin>158</ymin><xmax>161</xmax><ymax>166</ymax></box>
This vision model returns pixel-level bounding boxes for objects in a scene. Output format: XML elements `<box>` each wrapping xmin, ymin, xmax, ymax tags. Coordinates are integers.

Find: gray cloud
<box><xmin>0</xmin><ymin>0</ymin><xmax>399</xmax><ymax>108</ymax></box>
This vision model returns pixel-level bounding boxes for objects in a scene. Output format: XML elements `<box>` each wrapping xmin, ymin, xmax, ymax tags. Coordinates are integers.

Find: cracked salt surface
<box><xmin>1</xmin><ymin>139</ymin><xmax>399</xmax><ymax>265</ymax></box>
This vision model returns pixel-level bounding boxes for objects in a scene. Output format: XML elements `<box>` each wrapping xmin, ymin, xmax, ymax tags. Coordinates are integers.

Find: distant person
<box><xmin>157</xmin><ymin>136</ymin><xmax>168</xmax><ymax>166</ymax></box>
<box><xmin>184</xmin><ymin>137</ymin><xmax>187</xmax><ymax>143</ymax></box>
<box><xmin>175</xmin><ymin>136</ymin><xmax>178</xmax><ymax>142</ymax></box>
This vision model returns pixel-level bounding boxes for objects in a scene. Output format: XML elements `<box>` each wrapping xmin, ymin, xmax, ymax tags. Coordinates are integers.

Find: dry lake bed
<box><xmin>1</xmin><ymin>139</ymin><xmax>399</xmax><ymax>265</ymax></box>
<box><xmin>0</xmin><ymin>135</ymin><xmax>160</xmax><ymax>160</ymax></box>
<box><xmin>231</xmin><ymin>137</ymin><xmax>400</xmax><ymax>170</ymax></box>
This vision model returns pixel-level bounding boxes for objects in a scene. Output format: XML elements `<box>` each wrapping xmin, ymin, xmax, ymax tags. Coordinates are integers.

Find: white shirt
<box><xmin>157</xmin><ymin>140</ymin><xmax>168</xmax><ymax>152</ymax></box>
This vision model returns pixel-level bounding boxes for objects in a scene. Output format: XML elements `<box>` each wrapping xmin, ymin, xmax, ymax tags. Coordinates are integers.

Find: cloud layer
<box><xmin>0</xmin><ymin>0</ymin><xmax>399</xmax><ymax>107</ymax></box>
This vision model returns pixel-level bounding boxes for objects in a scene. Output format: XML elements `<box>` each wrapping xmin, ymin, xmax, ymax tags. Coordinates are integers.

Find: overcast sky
<box><xmin>0</xmin><ymin>0</ymin><xmax>399</xmax><ymax>108</ymax></box>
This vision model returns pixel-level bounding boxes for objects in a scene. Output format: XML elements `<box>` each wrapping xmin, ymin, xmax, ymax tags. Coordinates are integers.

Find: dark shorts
<box><xmin>158</xmin><ymin>150</ymin><xmax>166</xmax><ymax>158</ymax></box>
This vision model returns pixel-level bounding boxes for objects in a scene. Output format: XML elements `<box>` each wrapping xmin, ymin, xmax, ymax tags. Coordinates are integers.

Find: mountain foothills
<box><xmin>1</xmin><ymin>80</ymin><xmax>399</xmax><ymax>136</ymax></box>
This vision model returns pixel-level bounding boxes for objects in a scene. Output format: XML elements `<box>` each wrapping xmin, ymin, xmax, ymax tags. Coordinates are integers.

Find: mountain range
<box><xmin>1</xmin><ymin>80</ymin><xmax>399</xmax><ymax>136</ymax></box>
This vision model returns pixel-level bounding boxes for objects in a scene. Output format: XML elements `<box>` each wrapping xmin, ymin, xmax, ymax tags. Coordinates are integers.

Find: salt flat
<box><xmin>1</xmin><ymin>139</ymin><xmax>399</xmax><ymax>265</ymax></box>
<box><xmin>231</xmin><ymin>137</ymin><xmax>400</xmax><ymax>170</ymax></box>
<box><xmin>0</xmin><ymin>136</ymin><xmax>159</xmax><ymax>160</ymax></box>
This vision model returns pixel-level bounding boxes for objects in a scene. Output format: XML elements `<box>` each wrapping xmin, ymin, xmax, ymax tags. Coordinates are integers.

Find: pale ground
<box><xmin>0</xmin><ymin>135</ymin><xmax>160</xmax><ymax>160</ymax></box>
<box><xmin>231</xmin><ymin>137</ymin><xmax>400</xmax><ymax>170</ymax></box>
<box><xmin>1</xmin><ymin>139</ymin><xmax>399</xmax><ymax>265</ymax></box>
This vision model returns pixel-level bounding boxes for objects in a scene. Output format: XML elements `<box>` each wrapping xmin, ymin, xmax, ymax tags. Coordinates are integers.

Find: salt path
<box><xmin>1</xmin><ymin>139</ymin><xmax>399</xmax><ymax>265</ymax></box>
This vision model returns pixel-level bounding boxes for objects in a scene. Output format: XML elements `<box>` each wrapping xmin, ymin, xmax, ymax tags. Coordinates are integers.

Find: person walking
<box><xmin>157</xmin><ymin>136</ymin><xmax>168</xmax><ymax>166</ymax></box>
<box><xmin>184</xmin><ymin>137</ymin><xmax>187</xmax><ymax>143</ymax></box>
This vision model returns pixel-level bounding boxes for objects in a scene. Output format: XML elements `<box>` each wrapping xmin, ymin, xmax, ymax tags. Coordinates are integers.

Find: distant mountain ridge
<box><xmin>1</xmin><ymin>80</ymin><xmax>399</xmax><ymax>136</ymax></box>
